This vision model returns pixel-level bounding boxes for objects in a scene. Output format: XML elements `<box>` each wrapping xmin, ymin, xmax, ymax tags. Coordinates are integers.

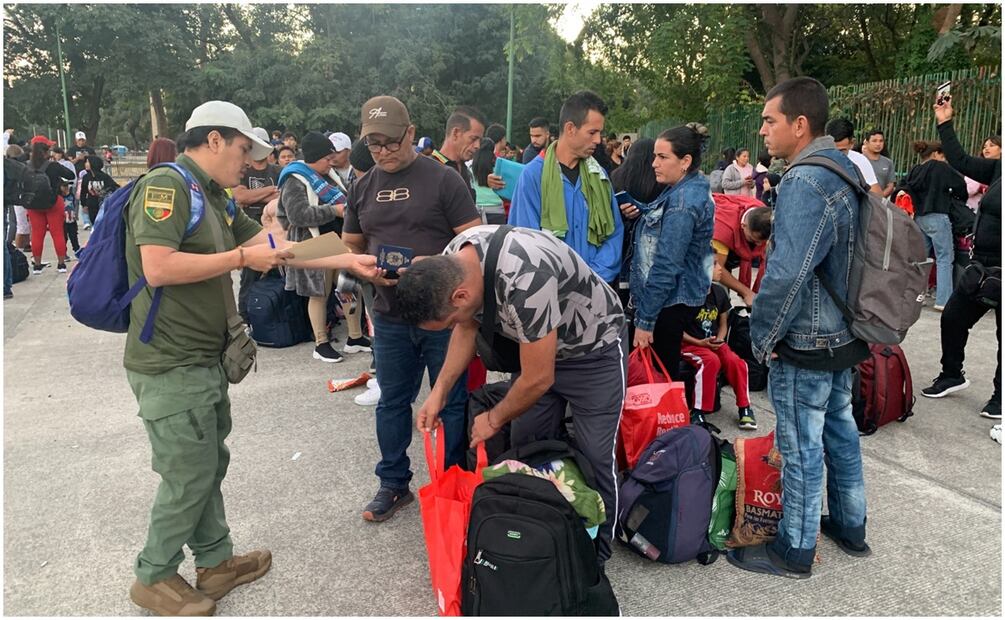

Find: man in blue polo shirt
<box><xmin>507</xmin><ymin>91</ymin><xmax>623</xmax><ymax>285</ymax></box>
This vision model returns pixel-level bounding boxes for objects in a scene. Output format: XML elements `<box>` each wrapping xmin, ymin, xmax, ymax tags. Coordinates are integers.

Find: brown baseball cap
<box><xmin>360</xmin><ymin>96</ymin><xmax>410</xmax><ymax>139</ymax></box>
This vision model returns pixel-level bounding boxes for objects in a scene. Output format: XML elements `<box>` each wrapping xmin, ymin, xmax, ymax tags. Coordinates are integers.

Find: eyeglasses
<box><xmin>365</xmin><ymin>130</ymin><xmax>409</xmax><ymax>155</ymax></box>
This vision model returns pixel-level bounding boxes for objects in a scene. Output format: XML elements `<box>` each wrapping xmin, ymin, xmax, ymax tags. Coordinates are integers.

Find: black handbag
<box><xmin>475</xmin><ymin>226</ymin><xmax>522</xmax><ymax>373</ymax></box>
<box><xmin>958</xmin><ymin>260</ymin><xmax>1001</xmax><ymax>308</ymax></box>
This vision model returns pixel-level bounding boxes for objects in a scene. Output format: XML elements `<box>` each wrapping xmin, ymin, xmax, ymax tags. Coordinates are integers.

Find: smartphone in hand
<box><xmin>936</xmin><ymin>80</ymin><xmax>952</xmax><ymax>105</ymax></box>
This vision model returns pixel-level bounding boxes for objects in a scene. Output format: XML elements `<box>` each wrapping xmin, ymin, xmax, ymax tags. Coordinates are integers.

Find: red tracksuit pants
<box><xmin>27</xmin><ymin>196</ymin><xmax>67</xmax><ymax>263</ymax></box>
<box><xmin>681</xmin><ymin>342</ymin><xmax>750</xmax><ymax>412</ymax></box>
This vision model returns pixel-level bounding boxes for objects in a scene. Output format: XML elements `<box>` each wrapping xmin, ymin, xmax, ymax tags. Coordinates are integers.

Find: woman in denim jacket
<box><xmin>630</xmin><ymin>124</ymin><xmax>716</xmax><ymax>376</ymax></box>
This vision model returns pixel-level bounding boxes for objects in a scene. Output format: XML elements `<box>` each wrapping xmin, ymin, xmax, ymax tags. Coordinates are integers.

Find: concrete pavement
<box><xmin>2</xmin><ymin>240</ymin><xmax>1002</xmax><ymax>616</ymax></box>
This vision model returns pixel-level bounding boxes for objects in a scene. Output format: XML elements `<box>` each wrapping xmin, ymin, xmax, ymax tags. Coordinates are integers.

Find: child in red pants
<box><xmin>680</xmin><ymin>264</ymin><xmax>756</xmax><ymax>430</ymax></box>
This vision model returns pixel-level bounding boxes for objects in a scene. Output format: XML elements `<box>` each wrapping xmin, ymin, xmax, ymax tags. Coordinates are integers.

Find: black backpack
<box><xmin>461</xmin><ymin>441</ymin><xmax>619</xmax><ymax>616</ymax></box>
<box><xmin>726</xmin><ymin>306</ymin><xmax>768</xmax><ymax>391</ymax></box>
<box><xmin>3</xmin><ymin>158</ymin><xmax>32</xmax><ymax>207</ymax></box>
<box><xmin>23</xmin><ymin>161</ymin><xmax>56</xmax><ymax>211</ymax></box>
<box><xmin>8</xmin><ymin>244</ymin><xmax>29</xmax><ymax>283</ymax></box>
<box><xmin>245</xmin><ymin>275</ymin><xmax>313</xmax><ymax>347</ymax></box>
<box><xmin>465</xmin><ymin>381</ymin><xmax>512</xmax><ymax>470</ymax></box>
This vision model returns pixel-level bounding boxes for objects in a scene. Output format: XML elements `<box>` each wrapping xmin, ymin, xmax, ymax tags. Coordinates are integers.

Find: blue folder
<box><xmin>492</xmin><ymin>157</ymin><xmax>525</xmax><ymax>201</ymax></box>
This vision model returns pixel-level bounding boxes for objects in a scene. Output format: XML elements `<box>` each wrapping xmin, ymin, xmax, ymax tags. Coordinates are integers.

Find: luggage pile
<box><xmin>417</xmin><ymin>369</ymin><xmax>812</xmax><ymax>616</ymax></box>
<box><xmin>419</xmin><ymin>418</ymin><xmax>620</xmax><ymax>616</ymax></box>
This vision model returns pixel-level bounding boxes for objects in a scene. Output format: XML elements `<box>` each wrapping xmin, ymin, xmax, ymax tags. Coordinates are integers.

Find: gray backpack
<box><xmin>790</xmin><ymin>156</ymin><xmax>932</xmax><ymax>345</ymax></box>
<box><xmin>708</xmin><ymin>169</ymin><xmax>724</xmax><ymax>193</ymax></box>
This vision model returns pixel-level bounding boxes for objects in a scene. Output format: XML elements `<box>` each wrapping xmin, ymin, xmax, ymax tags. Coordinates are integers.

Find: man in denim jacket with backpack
<box><xmin>728</xmin><ymin>78</ymin><xmax>872</xmax><ymax>579</ymax></box>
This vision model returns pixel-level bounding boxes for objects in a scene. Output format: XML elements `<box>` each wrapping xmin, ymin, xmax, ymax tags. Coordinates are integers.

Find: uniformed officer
<box><xmin>125</xmin><ymin>101</ymin><xmax>378</xmax><ymax>616</ymax></box>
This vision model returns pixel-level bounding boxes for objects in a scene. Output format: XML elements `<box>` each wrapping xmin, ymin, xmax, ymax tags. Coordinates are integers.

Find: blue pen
<box><xmin>268</xmin><ymin>233</ymin><xmax>286</xmax><ymax>277</ymax></box>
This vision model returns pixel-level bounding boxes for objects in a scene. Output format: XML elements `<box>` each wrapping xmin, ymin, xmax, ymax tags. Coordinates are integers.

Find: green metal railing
<box><xmin>640</xmin><ymin>67</ymin><xmax>1001</xmax><ymax>177</ymax></box>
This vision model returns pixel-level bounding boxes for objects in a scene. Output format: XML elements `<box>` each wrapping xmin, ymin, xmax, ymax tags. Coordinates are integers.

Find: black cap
<box><xmin>302</xmin><ymin>131</ymin><xmax>336</xmax><ymax>163</ymax></box>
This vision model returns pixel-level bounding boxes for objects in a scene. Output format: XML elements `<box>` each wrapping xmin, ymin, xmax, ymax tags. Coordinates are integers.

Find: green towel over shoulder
<box><xmin>540</xmin><ymin>141</ymin><xmax>616</xmax><ymax>247</ymax></box>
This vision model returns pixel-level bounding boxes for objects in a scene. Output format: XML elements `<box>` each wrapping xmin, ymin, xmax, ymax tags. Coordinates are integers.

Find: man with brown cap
<box><xmin>343</xmin><ymin>96</ymin><xmax>481</xmax><ymax>522</ymax></box>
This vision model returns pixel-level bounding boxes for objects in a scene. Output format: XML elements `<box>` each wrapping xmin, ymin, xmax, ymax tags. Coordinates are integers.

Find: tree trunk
<box><xmin>935</xmin><ymin>4</ymin><xmax>963</xmax><ymax>34</ymax></box>
<box><xmin>222</xmin><ymin>4</ymin><xmax>258</xmax><ymax>49</ymax></box>
<box><xmin>857</xmin><ymin>10</ymin><xmax>882</xmax><ymax>81</ymax></box>
<box><xmin>753</xmin><ymin>4</ymin><xmax>800</xmax><ymax>90</ymax></box>
<box><xmin>82</xmin><ymin>75</ymin><xmax>105</xmax><ymax>143</ymax></box>
<box><xmin>149</xmin><ymin>89</ymin><xmax>168</xmax><ymax>140</ymax></box>
<box><xmin>743</xmin><ymin>8</ymin><xmax>775</xmax><ymax>92</ymax></box>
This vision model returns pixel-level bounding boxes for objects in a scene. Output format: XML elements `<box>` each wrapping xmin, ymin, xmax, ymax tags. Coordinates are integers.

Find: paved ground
<box><xmin>3</xmin><ymin>239</ymin><xmax>1002</xmax><ymax>616</ymax></box>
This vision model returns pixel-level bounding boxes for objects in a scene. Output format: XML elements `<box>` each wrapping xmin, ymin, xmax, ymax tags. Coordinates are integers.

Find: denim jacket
<box><xmin>749</xmin><ymin>136</ymin><xmax>861</xmax><ymax>363</ymax></box>
<box><xmin>630</xmin><ymin>172</ymin><xmax>715</xmax><ymax>331</ymax></box>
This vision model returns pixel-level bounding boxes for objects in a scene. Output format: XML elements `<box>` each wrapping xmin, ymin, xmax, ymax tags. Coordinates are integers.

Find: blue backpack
<box><xmin>616</xmin><ymin>425</ymin><xmax>721</xmax><ymax>565</ymax></box>
<box><xmin>67</xmin><ymin>163</ymin><xmax>235</xmax><ymax>343</ymax></box>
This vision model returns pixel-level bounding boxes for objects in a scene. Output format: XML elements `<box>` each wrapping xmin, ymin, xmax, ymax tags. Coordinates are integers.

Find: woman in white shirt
<box><xmin>721</xmin><ymin>148</ymin><xmax>755</xmax><ymax>197</ymax></box>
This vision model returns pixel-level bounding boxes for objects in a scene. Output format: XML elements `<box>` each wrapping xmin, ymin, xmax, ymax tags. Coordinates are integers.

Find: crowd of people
<box><xmin>1</xmin><ymin>73</ymin><xmax>1000</xmax><ymax>615</ymax></box>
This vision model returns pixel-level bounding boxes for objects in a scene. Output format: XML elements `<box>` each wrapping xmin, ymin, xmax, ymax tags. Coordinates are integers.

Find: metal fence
<box><xmin>640</xmin><ymin>67</ymin><xmax>1002</xmax><ymax>177</ymax></box>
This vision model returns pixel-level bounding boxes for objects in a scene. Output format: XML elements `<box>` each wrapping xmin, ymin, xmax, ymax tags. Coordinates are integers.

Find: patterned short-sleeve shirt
<box><xmin>445</xmin><ymin>225</ymin><xmax>625</xmax><ymax>360</ymax></box>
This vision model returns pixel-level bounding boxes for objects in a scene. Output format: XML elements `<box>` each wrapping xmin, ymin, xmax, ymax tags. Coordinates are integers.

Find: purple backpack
<box><xmin>67</xmin><ymin>163</ymin><xmax>233</xmax><ymax>343</ymax></box>
<box><xmin>616</xmin><ymin>425</ymin><xmax>720</xmax><ymax>564</ymax></box>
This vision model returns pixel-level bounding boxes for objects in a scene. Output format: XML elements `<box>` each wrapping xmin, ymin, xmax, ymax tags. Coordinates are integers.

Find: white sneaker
<box><xmin>991</xmin><ymin>425</ymin><xmax>1002</xmax><ymax>445</ymax></box>
<box><xmin>355</xmin><ymin>385</ymin><xmax>381</xmax><ymax>407</ymax></box>
<box><xmin>366</xmin><ymin>378</ymin><xmax>378</xmax><ymax>390</ymax></box>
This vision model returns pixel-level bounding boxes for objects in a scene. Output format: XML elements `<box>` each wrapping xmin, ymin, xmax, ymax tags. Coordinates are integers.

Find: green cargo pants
<box><xmin>127</xmin><ymin>364</ymin><xmax>234</xmax><ymax>585</ymax></box>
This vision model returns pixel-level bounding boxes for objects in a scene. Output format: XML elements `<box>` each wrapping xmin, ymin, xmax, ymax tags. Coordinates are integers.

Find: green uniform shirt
<box><xmin>124</xmin><ymin>154</ymin><xmax>261</xmax><ymax>375</ymax></box>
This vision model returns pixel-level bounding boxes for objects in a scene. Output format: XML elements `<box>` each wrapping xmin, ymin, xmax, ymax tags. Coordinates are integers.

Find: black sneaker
<box><xmin>737</xmin><ymin>406</ymin><xmax>758</xmax><ymax>431</ymax></box>
<box><xmin>3</xmin><ymin>291</ymin><xmax>12</xmax><ymax>300</ymax></box>
<box><xmin>32</xmin><ymin>263</ymin><xmax>46</xmax><ymax>275</ymax></box>
<box><xmin>343</xmin><ymin>336</ymin><xmax>373</xmax><ymax>354</ymax></box>
<box><xmin>980</xmin><ymin>397</ymin><xmax>1001</xmax><ymax>420</ymax></box>
<box><xmin>921</xmin><ymin>374</ymin><xmax>970</xmax><ymax>398</ymax></box>
<box><xmin>312</xmin><ymin>342</ymin><xmax>344</xmax><ymax>363</ymax></box>
<box><xmin>362</xmin><ymin>486</ymin><xmax>414</xmax><ymax>522</ymax></box>
<box><xmin>57</xmin><ymin>263</ymin><xmax>67</xmax><ymax>273</ymax></box>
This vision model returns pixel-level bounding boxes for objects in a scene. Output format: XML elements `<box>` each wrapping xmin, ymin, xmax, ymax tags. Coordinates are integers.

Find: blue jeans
<box><xmin>915</xmin><ymin>213</ymin><xmax>954</xmax><ymax>307</ymax></box>
<box><xmin>768</xmin><ymin>360</ymin><xmax>867</xmax><ymax>569</ymax></box>
<box><xmin>372</xmin><ymin>314</ymin><xmax>468</xmax><ymax>490</ymax></box>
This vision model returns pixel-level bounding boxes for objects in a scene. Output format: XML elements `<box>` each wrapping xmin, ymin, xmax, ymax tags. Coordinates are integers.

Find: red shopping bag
<box><xmin>618</xmin><ymin>348</ymin><xmax>689</xmax><ymax>470</ymax></box>
<box><xmin>627</xmin><ymin>345</ymin><xmax>670</xmax><ymax>387</ymax></box>
<box><xmin>419</xmin><ymin>430</ymin><xmax>487</xmax><ymax>616</ymax></box>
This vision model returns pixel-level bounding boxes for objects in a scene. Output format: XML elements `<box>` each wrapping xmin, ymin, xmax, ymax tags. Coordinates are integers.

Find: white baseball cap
<box><xmin>74</xmin><ymin>131</ymin><xmax>86</xmax><ymax>140</ymax></box>
<box><xmin>184</xmin><ymin>101</ymin><xmax>272</xmax><ymax>161</ymax></box>
<box><xmin>329</xmin><ymin>132</ymin><xmax>352</xmax><ymax>152</ymax></box>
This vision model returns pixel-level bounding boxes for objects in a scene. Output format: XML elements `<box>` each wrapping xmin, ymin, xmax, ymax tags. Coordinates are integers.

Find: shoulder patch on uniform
<box><xmin>144</xmin><ymin>186</ymin><xmax>176</xmax><ymax>222</ymax></box>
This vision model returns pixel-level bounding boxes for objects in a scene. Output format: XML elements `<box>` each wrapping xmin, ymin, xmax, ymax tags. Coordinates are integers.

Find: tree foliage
<box><xmin>3</xmin><ymin>4</ymin><xmax>999</xmax><ymax>149</ymax></box>
<box><xmin>3</xmin><ymin>3</ymin><xmax>646</xmax><ymax>149</ymax></box>
<box><xmin>580</xmin><ymin>3</ymin><xmax>1000</xmax><ymax>122</ymax></box>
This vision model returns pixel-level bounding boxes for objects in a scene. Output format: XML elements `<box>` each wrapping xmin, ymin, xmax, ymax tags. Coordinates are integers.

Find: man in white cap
<box><xmin>328</xmin><ymin>131</ymin><xmax>354</xmax><ymax>190</ymax></box>
<box><xmin>124</xmin><ymin>101</ymin><xmax>380</xmax><ymax>615</ymax></box>
<box><xmin>68</xmin><ymin>130</ymin><xmax>95</xmax><ymax>173</ymax></box>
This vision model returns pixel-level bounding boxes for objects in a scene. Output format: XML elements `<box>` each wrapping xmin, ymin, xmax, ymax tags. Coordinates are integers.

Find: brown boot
<box><xmin>196</xmin><ymin>550</ymin><xmax>272</xmax><ymax>601</ymax></box>
<box><xmin>129</xmin><ymin>574</ymin><xmax>216</xmax><ymax>616</ymax></box>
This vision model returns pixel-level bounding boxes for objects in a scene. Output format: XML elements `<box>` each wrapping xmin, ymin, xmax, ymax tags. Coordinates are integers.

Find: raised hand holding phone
<box><xmin>934</xmin><ymin>81</ymin><xmax>954</xmax><ymax>125</ymax></box>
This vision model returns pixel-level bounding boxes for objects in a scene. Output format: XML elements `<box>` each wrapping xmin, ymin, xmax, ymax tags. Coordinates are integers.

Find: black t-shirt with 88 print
<box><xmin>344</xmin><ymin>154</ymin><xmax>480</xmax><ymax>320</ymax></box>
